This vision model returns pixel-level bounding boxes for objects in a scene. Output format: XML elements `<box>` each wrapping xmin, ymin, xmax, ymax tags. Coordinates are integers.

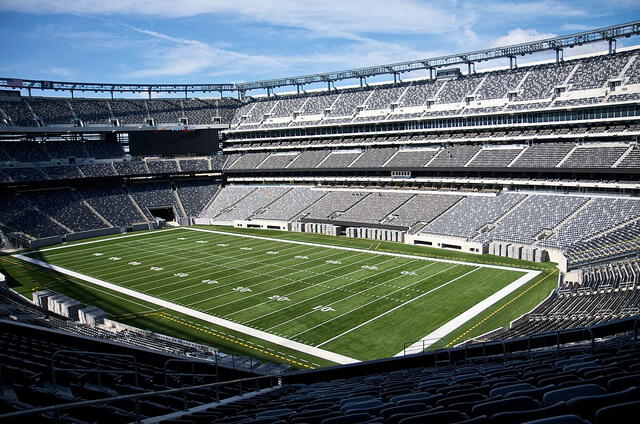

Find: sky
<box><xmin>0</xmin><ymin>0</ymin><xmax>639</xmax><ymax>95</ymax></box>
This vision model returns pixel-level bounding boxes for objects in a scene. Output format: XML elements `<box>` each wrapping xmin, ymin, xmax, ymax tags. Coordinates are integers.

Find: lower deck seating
<box><xmin>164</xmin><ymin>334</ymin><xmax>640</xmax><ymax>424</ymax></box>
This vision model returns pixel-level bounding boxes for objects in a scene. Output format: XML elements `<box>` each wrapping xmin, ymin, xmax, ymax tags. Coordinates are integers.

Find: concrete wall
<box><xmin>406</xmin><ymin>233</ymin><xmax>486</xmax><ymax>254</ymax></box>
<box><xmin>29</xmin><ymin>235</ymin><xmax>63</xmax><ymax>249</ymax></box>
<box><xmin>233</xmin><ymin>219</ymin><xmax>289</xmax><ymax>231</ymax></box>
<box><xmin>345</xmin><ymin>226</ymin><xmax>406</xmax><ymax>243</ymax></box>
<box><xmin>66</xmin><ymin>227</ymin><xmax>121</xmax><ymax>241</ymax></box>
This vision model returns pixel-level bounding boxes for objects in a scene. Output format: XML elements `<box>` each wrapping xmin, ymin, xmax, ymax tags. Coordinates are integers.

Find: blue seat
<box><xmin>340</xmin><ymin>399</ymin><xmax>383</xmax><ymax>414</ymax></box>
<box><xmin>566</xmin><ymin>386</ymin><xmax>639</xmax><ymax>420</ymax></box>
<box><xmin>607</xmin><ymin>372</ymin><xmax>640</xmax><ymax>391</ymax></box>
<box><xmin>339</xmin><ymin>395</ymin><xmax>376</xmax><ymax>407</ymax></box>
<box><xmin>255</xmin><ymin>408</ymin><xmax>294</xmax><ymax>418</ymax></box>
<box><xmin>290</xmin><ymin>409</ymin><xmax>338</xmax><ymax>424</ymax></box>
<box><xmin>594</xmin><ymin>399</ymin><xmax>640</xmax><ymax>424</ymax></box>
<box><xmin>418</xmin><ymin>379</ymin><xmax>449</xmax><ymax>390</ymax></box>
<box><xmin>490</xmin><ymin>383</ymin><xmax>536</xmax><ymax>397</ymax></box>
<box><xmin>437</xmin><ymin>392</ymin><xmax>487</xmax><ymax>408</ymax></box>
<box><xmin>521</xmin><ymin>415</ymin><xmax>589</xmax><ymax>424</ymax></box>
<box><xmin>489</xmin><ymin>402</ymin><xmax>571</xmax><ymax>424</ymax></box>
<box><xmin>471</xmin><ymin>396</ymin><xmax>541</xmax><ymax>418</ymax></box>
<box><xmin>380</xmin><ymin>403</ymin><xmax>430</xmax><ymax>421</ymax></box>
<box><xmin>543</xmin><ymin>384</ymin><xmax>606</xmax><ymax>406</ymax></box>
<box><xmin>504</xmin><ymin>385</ymin><xmax>556</xmax><ymax>402</ymax></box>
<box><xmin>390</xmin><ymin>392</ymin><xmax>434</xmax><ymax>405</ymax></box>
<box><xmin>398</xmin><ymin>409</ymin><xmax>469</xmax><ymax>424</ymax></box>
<box><xmin>321</xmin><ymin>412</ymin><xmax>374</xmax><ymax>424</ymax></box>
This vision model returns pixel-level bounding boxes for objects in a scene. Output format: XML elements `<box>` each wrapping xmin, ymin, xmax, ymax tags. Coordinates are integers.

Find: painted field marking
<box><xmin>13</xmin><ymin>253</ymin><xmax>358</xmax><ymax>365</ymax></box>
<box><xmin>396</xmin><ymin>269</ymin><xmax>541</xmax><ymax>355</ymax></box>
<box><xmin>316</xmin><ymin>267</ymin><xmax>484</xmax><ymax>348</ymax></box>
<box><xmin>183</xmin><ymin>227</ymin><xmax>534</xmax><ymax>273</ymax></box>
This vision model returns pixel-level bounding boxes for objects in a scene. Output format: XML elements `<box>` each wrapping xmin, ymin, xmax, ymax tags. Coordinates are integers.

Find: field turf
<box><xmin>10</xmin><ymin>226</ymin><xmax>541</xmax><ymax>364</ymax></box>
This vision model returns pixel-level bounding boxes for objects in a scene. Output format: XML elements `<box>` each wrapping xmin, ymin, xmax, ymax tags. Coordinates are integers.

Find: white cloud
<box><xmin>560</xmin><ymin>23</ymin><xmax>592</xmax><ymax>32</ymax></box>
<box><xmin>0</xmin><ymin>0</ymin><xmax>460</xmax><ymax>36</ymax></box>
<box><xmin>493</xmin><ymin>28</ymin><xmax>557</xmax><ymax>47</ymax></box>
<box><xmin>484</xmin><ymin>1</ymin><xmax>589</xmax><ymax>18</ymax></box>
<box><xmin>48</xmin><ymin>66</ymin><xmax>73</xmax><ymax>77</ymax></box>
<box><xmin>120</xmin><ymin>24</ymin><xmax>444</xmax><ymax>80</ymax></box>
<box><xmin>118</xmin><ymin>24</ymin><xmax>282</xmax><ymax>78</ymax></box>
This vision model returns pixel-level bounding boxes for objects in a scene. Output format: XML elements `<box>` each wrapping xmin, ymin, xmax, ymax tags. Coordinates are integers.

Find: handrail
<box><xmin>0</xmin><ymin>375</ymin><xmax>279</xmax><ymax>423</ymax></box>
<box><xmin>51</xmin><ymin>350</ymin><xmax>139</xmax><ymax>389</ymax></box>
<box><xmin>163</xmin><ymin>358</ymin><xmax>218</xmax><ymax>388</ymax></box>
<box><xmin>283</xmin><ymin>316</ymin><xmax>640</xmax><ymax>384</ymax></box>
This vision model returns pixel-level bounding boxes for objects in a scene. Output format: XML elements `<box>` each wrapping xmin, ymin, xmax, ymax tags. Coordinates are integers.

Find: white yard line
<box><xmin>290</xmin><ymin>262</ymin><xmax>452</xmax><ymax>338</ymax></box>
<box><xmin>20</xmin><ymin>227</ymin><xmax>542</xmax><ymax>364</ymax></box>
<box><xmin>35</xmin><ymin>228</ymin><xmax>182</xmax><ymax>252</ymax></box>
<box><xmin>183</xmin><ymin>227</ymin><xmax>533</xmax><ymax>273</ymax></box>
<box><xmin>316</xmin><ymin>267</ymin><xmax>482</xmax><ymax>348</ymax></box>
<box><xmin>14</xmin><ymin>254</ymin><xmax>359</xmax><ymax>365</ymax></box>
<box><xmin>203</xmin><ymin>250</ymin><xmax>371</xmax><ymax>313</ymax></box>
<box><xmin>228</xmin><ymin>254</ymin><xmax>393</xmax><ymax>321</ymax></box>
<box><xmin>395</xmin><ymin>269</ymin><xmax>542</xmax><ymax>356</ymax></box>
<box><xmin>264</xmin><ymin>259</ymin><xmax>432</xmax><ymax>333</ymax></box>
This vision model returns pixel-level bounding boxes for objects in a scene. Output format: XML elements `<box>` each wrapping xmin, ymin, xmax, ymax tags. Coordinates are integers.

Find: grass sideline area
<box><xmin>2</xmin><ymin>225</ymin><xmax>557</xmax><ymax>369</ymax></box>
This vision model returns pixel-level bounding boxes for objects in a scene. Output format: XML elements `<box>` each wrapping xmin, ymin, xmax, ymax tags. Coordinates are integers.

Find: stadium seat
<box><xmin>521</xmin><ymin>415</ymin><xmax>589</xmax><ymax>424</ymax></box>
<box><xmin>594</xmin><ymin>399</ymin><xmax>640</xmax><ymax>423</ymax></box>
<box><xmin>542</xmin><ymin>384</ymin><xmax>607</xmax><ymax>406</ymax></box>
<box><xmin>489</xmin><ymin>402</ymin><xmax>572</xmax><ymax>424</ymax></box>
<box><xmin>471</xmin><ymin>396</ymin><xmax>541</xmax><ymax>417</ymax></box>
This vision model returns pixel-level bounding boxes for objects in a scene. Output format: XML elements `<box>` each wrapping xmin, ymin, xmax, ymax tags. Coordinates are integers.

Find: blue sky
<box><xmin>0</xmin><ymin>0</ymin><xmax>639</xmax><ymax>94</ymax></box>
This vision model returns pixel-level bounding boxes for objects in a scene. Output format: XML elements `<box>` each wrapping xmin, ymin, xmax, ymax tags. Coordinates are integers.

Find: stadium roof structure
<box><xmin>1</xmin><ymin>20</ymin><xmax>640</xmax><ymax>98</ymax></box>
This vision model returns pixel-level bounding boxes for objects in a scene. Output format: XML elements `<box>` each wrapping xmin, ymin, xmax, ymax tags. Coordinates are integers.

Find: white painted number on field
<box><xmin>217</xmin><ymin>243</ymin><xmax>228</xmax><ymax>247</ymax></box>
<box><xmin>232</xmin><ymin>286</ymin><xmax>252</xmax><ymax>293</ymax></box>
<box><xmin>326</xmin><ymin>260</ymin><xmax>342</xmax><ymax>265</ymax></box>
<box><xmin>240</xmin><ymin>247</ymin><xmax>253</xmax><ymax>250</ymax></box>
<box><xmin>294</xmin><ymin>255</ymin><xmax>309</xmax><ymax>259</ymax></box>
<box><xmin>268</xmin><ymin>295</ymin><xmax>290</xmax><ymax>302</ymax></box>
<box><xmin>128</xmin><ymin>261</ymin><xmax>141</xmax><ymax>266</ymax></box>
<box><xmin>202</xmin><ymin>279</ymin><xmax>219</xmax><ymax>285</ymax></box>
<box><xmin>150</xmin><ymin>266</ymin><xmax>164</xmax><ymax>271</ymax></box>
<box><xmin>196</xmin><ymin>240</ymin><xmax>208</xmax><ymax>244</ymax></box>
<box><xmin>266</xmin><ymin>251</ymin><xmax>279</xmax><ymax>255</ymax></box>
<box><xmin>361</xmin><ymin>265</ymin><xmax>379</xmax><ymax>270</ymax></box>
<box><xmin>313</xmin><ymin>305</ymin><xmax>335</xmax><ymax>312</ymax></box>
<box><xmin>92</xmin><ymin>253</ymin><xmax>103</xmax><ymax>256</ymax></box>
<box><xmin>401</xmin><ymin>271</ymin><xmax>417</xmax><ymax>276</ymax></box>
<box><xmin>174</xmin><ymin>273</ymin><xmax>189</xmax><ymax>278</ymax></box>
<box><xmin>108</xmin><ymin>256</ymin><xmax>121</xmax><ymax>261</ymax></box>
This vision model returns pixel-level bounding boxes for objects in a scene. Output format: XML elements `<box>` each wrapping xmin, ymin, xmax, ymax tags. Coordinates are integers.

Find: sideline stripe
<box><xmin>13</xmin><ymin>253</ymin><xmax>359</xmax><ymax>365</ymax></box>
<box><xmin>183</xmin><ymin>227</ymin><xmax>534</xmax><ymax>273</ymax></box>
<box><xmin>444</xmin><ymin>269</ymin><xmax>558</xmax><ymax>348</ymax></box>
<box><xmin>395</xmin><ymin>269</ymin><xmax>541</xmax><ymax>356</ymax></box>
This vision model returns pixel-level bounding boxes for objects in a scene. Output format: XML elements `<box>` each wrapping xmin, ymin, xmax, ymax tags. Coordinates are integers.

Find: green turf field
<box><xmin>9</xmin><ymin>226</ymin><xmax>546</xmax><ymax>365</ymax></box>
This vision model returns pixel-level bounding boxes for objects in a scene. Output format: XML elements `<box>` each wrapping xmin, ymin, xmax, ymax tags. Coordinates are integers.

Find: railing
<box><xmin>284</xmin><ymin>316</ymin><xmax>640</xmax><ymax>385</ymax></box>
<box><xmin>51</xmin><ymin>350</ymin><xmax>140</xmax><ymax>390</ymax></box>
<box><xmin>401</xmin><ymin>338</ymin><xmax>446</xmax><ymax>356</ymax></box>
<box><xmin>0</xmin><ymin>375</ymin><xmax>280</xmax><ymax>423</ymax></box>
<box><xmin>163</xmin><ymin>359</ymin><xmax>218</xmax><ymax>388</ymax></box>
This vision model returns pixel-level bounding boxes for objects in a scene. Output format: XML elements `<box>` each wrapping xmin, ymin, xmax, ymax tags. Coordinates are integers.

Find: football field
<box><xmin>15</xmin><ymin>227</ymin><xmax>540</xmax><ymax>363</ymax></box>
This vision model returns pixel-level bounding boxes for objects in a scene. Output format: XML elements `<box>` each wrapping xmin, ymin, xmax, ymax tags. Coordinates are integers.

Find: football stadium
<box><xmin>1</xmin><ymin>9</ymin><xmax>640</xmax><ymax>423</ymax></box>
